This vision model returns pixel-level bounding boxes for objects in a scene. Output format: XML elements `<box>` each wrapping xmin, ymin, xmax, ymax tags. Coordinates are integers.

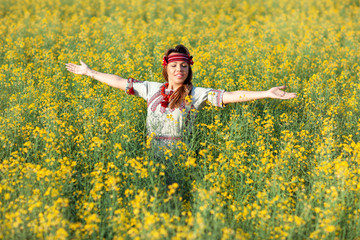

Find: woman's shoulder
<box><xmin>191</xmin><ymin>85</ymin><xmax>213</xmax><ymax>95</ymax></box>
<box><xmin>129</xmin><ymin>78</ymin><xmax>163</xmax><ymax>85</ymax></box>
<box><xmin>147</xmin><ymin>81</ymin><xmax>163</xmax><ymax>87</ymax></box>
<box><xmin>145</xmin><ymin>81</ymin><xmax>163</xmax><ymax>91</ymax></box>
<box><xmin>131</xmin><ymin>79</ymin><xmax>163</xmax><ymax>89</ymax></box>
<box><xmin>190</xmin><ymin>85</ymin><xmax>224</xmax><ymax>107</ymax></box>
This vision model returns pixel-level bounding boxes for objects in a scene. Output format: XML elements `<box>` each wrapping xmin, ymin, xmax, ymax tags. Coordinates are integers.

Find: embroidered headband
<box><xmin>162</xmin><ymin>54</ymin><xmax>194</xmax><ymax>66</ymax></box>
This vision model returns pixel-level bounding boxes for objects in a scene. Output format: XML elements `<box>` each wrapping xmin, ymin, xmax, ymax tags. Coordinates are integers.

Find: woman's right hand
<box><xmin>66</xmin><ymin>60</ymin><xmax>91</xmax><ymax>75</ymax></box>
<box><xmin>65</xmin><ymin>60</ymin><xmax>127</xmax><ymax>90</ymax></box>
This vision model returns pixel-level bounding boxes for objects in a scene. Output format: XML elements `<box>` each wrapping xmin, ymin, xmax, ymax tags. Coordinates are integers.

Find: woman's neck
<box><xmin>167</xmin><ymin>82</ymin><xmax>183</xmax><ymax>91</ymax></box>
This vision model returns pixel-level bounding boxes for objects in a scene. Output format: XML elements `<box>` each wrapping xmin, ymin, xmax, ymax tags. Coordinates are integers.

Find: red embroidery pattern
<box><xmin>160</xmin><ymin>104</ymin><xmax>166</xmax><ymax>113</ymax></box>
<box><xmin>210</xmin><ymin>89</ymin><xmax>224</xmax><ymax>107</ymax></box>
<box><xmin>147</xmin><ymin>91</ymin><xmax>162</xmax><ymax>106</ymax></box>
<box><xmin>179</xmin><ymin>101</ymin><xmax>186</xmax><ymax>112</ymax></box>
<box><xmin>151</xmin><ymin>96</ymin><xmax>164</xmax><ymax>112</ymax></box>
<box><xmin>126</xmin><ymin>78</ymin><xmax>142</xmax><ymax>95</ymax></box>
<box><xmin>149</xmin><ymin>95</ymin><xmax>186</xmax><ymax>113</ymax></box>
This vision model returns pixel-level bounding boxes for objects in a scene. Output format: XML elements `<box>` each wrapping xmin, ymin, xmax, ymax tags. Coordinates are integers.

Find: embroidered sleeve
<box><xmin>125</xmin><ymin>78</ymin><xmax>148</xmax><ymax>100</ymax></box>
<box><xmin>191</xmin><ymin>87</ymin><xmax>225</xmax><ymax>110</ymax></box>
<box><xmin>207</xmin><ymin>89</ymin><xmax>225</xmax><ymax>107</ymax></box>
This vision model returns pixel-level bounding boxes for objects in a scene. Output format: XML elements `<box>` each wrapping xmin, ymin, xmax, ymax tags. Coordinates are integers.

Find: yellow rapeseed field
<box><xmin>0</xmin><ymin>0</ymin><xmax>360</xmax><ymax>239</ymax></box>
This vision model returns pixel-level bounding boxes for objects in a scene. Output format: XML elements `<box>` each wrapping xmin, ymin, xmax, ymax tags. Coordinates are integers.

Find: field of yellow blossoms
<box><xmin>1</xmin><ymin>0</ymin><xmax>360</xmax><ymax>239</ymax></box>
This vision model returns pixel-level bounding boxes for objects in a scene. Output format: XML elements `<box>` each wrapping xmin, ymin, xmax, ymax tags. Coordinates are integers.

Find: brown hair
<box><xmin>162</xmin><ymin>44</ymin><xmax>193</xmax><ymax>109</ymax></box>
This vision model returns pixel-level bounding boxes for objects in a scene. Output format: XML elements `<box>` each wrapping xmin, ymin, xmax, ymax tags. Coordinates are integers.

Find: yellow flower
<box><xmin>325</xmin><ymin>225</ymin><xmax>336</xmax><ymax>233</ymax></box>
<box><xmin>54</xmin><ymin>228</ymin><xmax>69</xmax><ymax>240</ymax></box>
<box><xmin>185</xmin><ymin>156</ymin><xmax>197</xmax><ymax>167</ymax></box>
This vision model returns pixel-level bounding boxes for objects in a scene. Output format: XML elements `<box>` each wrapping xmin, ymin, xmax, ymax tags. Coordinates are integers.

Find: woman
<box><xmin>66</xmin><ymin>45</ymin><xmax>297</xmax><ymax>150</ymax></box>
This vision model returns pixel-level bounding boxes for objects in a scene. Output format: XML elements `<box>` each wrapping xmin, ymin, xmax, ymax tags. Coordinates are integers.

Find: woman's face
<box><xmin>166</xmin><ymin>53</ymin><xmax>189</xmax><ymax>89</ymax></box>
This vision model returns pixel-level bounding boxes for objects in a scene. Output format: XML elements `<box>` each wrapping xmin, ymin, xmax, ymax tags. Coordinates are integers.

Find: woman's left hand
<box><xmin>267</xmin><ymin>86</ymin><xmax>297</xmax><ymax>100</ymax></box>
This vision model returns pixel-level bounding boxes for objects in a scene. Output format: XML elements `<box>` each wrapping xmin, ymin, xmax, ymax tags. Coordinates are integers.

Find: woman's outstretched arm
<box><xmin>222</xmin><ymin>86</ymin><xmax>297</xmax><ymax>104</ymax></box>
<box><xmin>66</xmin><ymin>60</ymin><xmax>127</xmax><ymax>91</ymax></box>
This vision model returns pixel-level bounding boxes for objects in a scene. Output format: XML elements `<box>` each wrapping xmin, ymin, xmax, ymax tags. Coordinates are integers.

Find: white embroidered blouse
<box><xmin>126</xmin><ymin>78</ymin><xmax>224</xmax><ymax>149</ymax></box>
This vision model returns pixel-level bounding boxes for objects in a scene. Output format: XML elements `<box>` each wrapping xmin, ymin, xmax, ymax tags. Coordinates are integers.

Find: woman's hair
<box><xmin>162</xmin><ymin>44</ymin><xmax>193</xmax><ymax>109</ymax></box>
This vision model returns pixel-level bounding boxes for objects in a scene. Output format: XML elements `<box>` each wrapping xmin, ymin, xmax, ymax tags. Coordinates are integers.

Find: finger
<box><xmin>66</xmin><ymin>68</ymin><xmax>75</xmax><ymax>73</ymax></box>
<box><xmin>66</xmin><ymin>65</ymin><xmax>78</xmax><ymax>72</ymax></box>
<box><xmin>66</xmin><ymin>64</ymin><xmax>76</xmax><ymax>69</ymax></box>
<box><xmin>278</xmin><ymin>86</ymin><xmax>286</xmax><ymax>90</ymax></box>
<box><xmin>66</xmin><ymin>63</ymin><xmax>78</xmax><ymax>68</ymax></box>
<box><xmin>285</xmin><ymin>93</ymin><xmax>297</xmax><ymax>99</ymax></box>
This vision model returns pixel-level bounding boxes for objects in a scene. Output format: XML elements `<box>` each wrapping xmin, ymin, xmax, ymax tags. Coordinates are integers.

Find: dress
<box><xmin>126</xmin><ymin>78</ymin><xmax>224</xmax><ymax>150</ymax></box>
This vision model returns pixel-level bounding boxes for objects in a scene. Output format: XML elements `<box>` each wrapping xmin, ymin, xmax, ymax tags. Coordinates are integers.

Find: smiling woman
<box><xmin>65</xmin><ymin>44</ymin><xmax>297</xmax><ymax>150</ymax></box>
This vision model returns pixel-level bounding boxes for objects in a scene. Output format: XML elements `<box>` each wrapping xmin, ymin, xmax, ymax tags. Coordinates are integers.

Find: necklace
<box><xmin>160</xmin><ymin>83</ymin><xmax>173</xmax><ymax>108</ymax></box>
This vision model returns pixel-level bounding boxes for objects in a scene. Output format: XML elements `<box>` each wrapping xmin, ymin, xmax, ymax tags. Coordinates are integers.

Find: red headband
<box><xmin>162</xmin><ymin>54</ymin><xmax>194</xmax><ymax>66</ymax></box>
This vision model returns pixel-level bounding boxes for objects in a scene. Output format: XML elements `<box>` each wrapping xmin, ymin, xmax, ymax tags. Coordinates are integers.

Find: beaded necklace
<box><xmin>160</xmin><ymin>83</ymin><xmax>173</xmax><ymax>108</ymax></box>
